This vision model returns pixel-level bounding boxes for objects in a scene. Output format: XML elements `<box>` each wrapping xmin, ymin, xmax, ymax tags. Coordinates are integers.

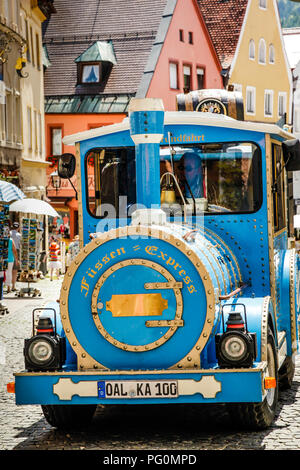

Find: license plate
<box><xmin>97</xmin><ymin>380</ymin><xmax>178</xmax><ymax>399</ymax></box>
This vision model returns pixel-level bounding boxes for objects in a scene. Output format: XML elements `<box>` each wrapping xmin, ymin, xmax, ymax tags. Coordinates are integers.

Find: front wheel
<box><xmin>42</xmin><ymin>404</ymin><xmax>97</xmax><ymax>430</ymax></box>
<box><xmin>226</xmin><ymin>329</ymin><xmax>278</xmax><ymax>430</ymax></box>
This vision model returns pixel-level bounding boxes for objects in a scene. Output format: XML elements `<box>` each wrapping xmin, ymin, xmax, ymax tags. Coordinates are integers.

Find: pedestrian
<box><xmin>10</xmin><ymin>222</ymin><xmax>21</xmax><ymax>291</ymax></box>
<box><xmin>39</xmin><ymin>250</ymin><xmax>47</xmax><ymax>276</ymax></box>
<box><xmin>68</xmin><ymin>234</ymin><xmax>80</xmax><ymax>264</ymax></box>
<box><xmin>5</xmin><ymin>237</ymin><xmax>19</xmax><ymax>293</ymax></box>
<box><xmin>48</xmin><ymin>237</ymin><xmax>61</xmax><ymax>281</ymax></box>
<box><xmin>0</xmin><ymin>271</ymin><xmax>6</xmax><ymax>311</ymax></box>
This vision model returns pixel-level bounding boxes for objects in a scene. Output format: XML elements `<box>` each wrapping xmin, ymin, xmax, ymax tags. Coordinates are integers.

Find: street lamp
<box><xmin>50</xmin><ymin>171</ymin><xmax>61</xmax><ymax>194</ymax></box>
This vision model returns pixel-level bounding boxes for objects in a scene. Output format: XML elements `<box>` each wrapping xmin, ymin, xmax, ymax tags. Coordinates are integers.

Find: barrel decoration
<box><xmin>176</xmin><ymin>89</ymin><xmax>244</xmax><ymax>121</ymax></box>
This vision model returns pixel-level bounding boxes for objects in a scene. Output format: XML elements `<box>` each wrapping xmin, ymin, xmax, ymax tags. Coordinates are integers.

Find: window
<box><xmin>264</xmin><ymin>90</ymin><xmax>273</xmax><ymax>117</ymax></box>
<box><xmin>269</xmin><ymin>44</ymin><xmax>275</xmax><ymax>64</ymax></box>
<box><xmin>36</xmin><ymin>33</ymin><xmax>41</xmax><ymax>69</ymax></box>
<box><xmin>169</xmin><ymin>62</ymin><xmax>178</xmax><ymax>89</ymax></box>
<box><xmin>272</xmin><ymin>143</ymin><xmax>285</xmax><ymax>231</ymax></box>
<box><xmin>15</xmin><ymin>96</ymin><xmax>21</xmax><ymax>144</ymax></box>
<box><xmin>25</xmin><ymin>20</ymin><xmax>30</xmax><ymax>62</ymax></box>
<box><xmin>197</xmin><ymin>67</ymin><xmax>205</xmax><ymax>89</ymax></box>
<box><xmin>86</xmin><ymin>147</ymin><xmax>136</xmax><ymax>218</ymax></box>
<box><xmin>13</xmin><ymin>0</ymin><xmax>20</xmax><ymax>26</ymax></box>
<box><xmin>38</xmin><ymin>113</ymin><xmax>42</xmax><ymax>154</ymax></box>
<box><xmin>30</xmin><ymin>26</ymin><xmax>35</xmax><ymax>66</ymax></box>
<box><xmin>5</xmin><ymin>92</ymin><xmax>12</xmax><ymax>142</ymax></box>
<box><xmin>246</xmin><ymin>86</ymin><xmax>256</xmax><ymax>114</ymax></box>
<box><xmin>51</xmin><ymin>128</ymin><xmax>62</xmax><ymax>156</ymax></box>
<box><xmin>249</xmin><ymin>39</ymin><xmax>255</xmax><ymax>60</ymax></box>
<box><xmin>34</xmin><ymin>110</ymin><xmax>37</xmax><ymax>152</ymax></box>
<box><xmin>160</xmin><ymin>141</ymin><xmax>262</xmax><ymax>214</ymax></box>
<box><xmin>4</xmin><ymin>0</ymin><xmax>11</xmax><ymax>24</ymax></box>
<box><xmin>188</xmin><ymin>32</ymin><xmax>193</xmax><ymax>44</ymax></box>
<box><xmin>179</xmin><ymin>29</ymin><xmax>184</xmax><ymax>42</ymax></box>
<box><xmin>27</xmin><ymin>107</ymin><xmax>32</xmax><ymax>149</ymax></box>
<box><xmin>258</xmin><ymin>39</ymin><xmax>266</xmax><ymax>64</ymax></box>
<box><xmin>259</xmin><ymin>0</ymin><xmax>267</xmax><ymax>8</ymax></box>
<box><xmin>183</xmin><ymin>65</ymin><xmax>191</xmax><ymax>92</ymax></box>
<box><xmin>81</xmin><ymin>64</ymin><xmax>100</xmax><ymax>83</ymax></box>
<box><xmin>278</xmin><ymin>92</ymin><xmax>287</xmax><ymax>118</ymax></box>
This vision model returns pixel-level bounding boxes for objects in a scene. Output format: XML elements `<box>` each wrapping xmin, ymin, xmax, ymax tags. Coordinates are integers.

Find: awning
<box><xmin>45</xmin><ymin>94</ymin><xmax>134</xmax><ymax>114</ymax></box>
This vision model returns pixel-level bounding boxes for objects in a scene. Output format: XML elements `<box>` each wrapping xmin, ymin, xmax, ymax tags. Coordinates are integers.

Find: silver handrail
<box><xmin>160</xmin><ymin>172</ymin><xmax>187</xmax><ymax>223</ymax></box>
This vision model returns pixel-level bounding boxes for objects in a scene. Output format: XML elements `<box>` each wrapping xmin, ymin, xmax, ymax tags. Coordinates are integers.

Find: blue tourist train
<box><xmin>12</xmin><ymin>96</ymin><xmax>300</xmax><ymax>430</ymax></box>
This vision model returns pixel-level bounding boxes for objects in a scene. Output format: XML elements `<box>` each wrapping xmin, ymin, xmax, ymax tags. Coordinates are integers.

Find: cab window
<box><xmin>272</xmin><ymin>143</ymin><xmax>286</xmax><ymax>232</ymax></box>
<box><xmin>86</xmin><ymin>147</ymin><xmax>136</xmax><ymax>218</ymax></box>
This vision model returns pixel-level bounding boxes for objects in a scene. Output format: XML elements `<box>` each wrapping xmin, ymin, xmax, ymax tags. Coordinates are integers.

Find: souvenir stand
<box><xmin>17</xmin><ymin>216</ymin><xmax>42</xmax><ymax>297</ymax></box>
<box><xmin>0</xmin><ymin>203</ymin><xmax>10</xmax><ymax>313</ymax></box>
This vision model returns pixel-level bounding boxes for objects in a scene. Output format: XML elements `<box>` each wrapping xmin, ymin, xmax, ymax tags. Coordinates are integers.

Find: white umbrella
<box><xmin>9</xmin><ymin>198</ymin><xmax>60</xmax><ymax>217</ymax></box>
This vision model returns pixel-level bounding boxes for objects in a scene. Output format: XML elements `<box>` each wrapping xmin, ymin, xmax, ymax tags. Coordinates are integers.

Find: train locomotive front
<box><xmin>13</xmin><ymin>97</ymin><xmax>300</xmax><ymax>430</ymax></box>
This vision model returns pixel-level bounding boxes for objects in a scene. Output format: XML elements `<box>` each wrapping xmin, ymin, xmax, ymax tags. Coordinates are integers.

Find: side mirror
<box><xmin>58</xmin><ymin>153</ymin><xmax>76</xmax><ymax>179</ymax></box>
<box><xmin>282</xmin><ymin>139</ymin><xmax>300</xmax><ymax>172</ymax></box>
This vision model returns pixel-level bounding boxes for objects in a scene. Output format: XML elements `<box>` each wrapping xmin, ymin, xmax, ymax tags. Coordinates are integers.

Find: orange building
<box><xmin>43</xmin><ymin>0</ymin><xmax>223</xmax><ymax>240</ymax></box>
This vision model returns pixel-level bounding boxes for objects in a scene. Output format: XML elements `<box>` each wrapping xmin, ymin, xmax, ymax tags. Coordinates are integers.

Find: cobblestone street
<box><xmin>1</xmin><ymin>277</ymin><xmax>300</xmax><ymax>451</ymax></box>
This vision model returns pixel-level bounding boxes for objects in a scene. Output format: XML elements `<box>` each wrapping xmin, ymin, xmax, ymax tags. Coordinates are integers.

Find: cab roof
<box><xmin>62</xmin><ymin>111</ymin><xmax>294</xmax><ymax>146</ymax></box>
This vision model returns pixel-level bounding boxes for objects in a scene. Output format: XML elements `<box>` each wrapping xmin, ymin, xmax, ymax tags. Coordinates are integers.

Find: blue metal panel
<box><xmin>15</xmin><ymin>369</ymin><xmax>264</xmax><ymax>405</ymax></box>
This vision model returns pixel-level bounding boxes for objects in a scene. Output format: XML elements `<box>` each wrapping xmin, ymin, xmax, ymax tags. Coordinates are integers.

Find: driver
<box><xmin>179</xmin><ymin>152</ymin><xmax>204</xmax><ymax>198</ymax></box>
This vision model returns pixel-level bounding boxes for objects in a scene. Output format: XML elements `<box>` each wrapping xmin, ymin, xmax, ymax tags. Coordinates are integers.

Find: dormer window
<box><xmin>75</xmin><ymin>41</ymin><xmax>117</xmax><ymax>89</ymax></box>
<box><xmin>81</xmin><ymin>63</ymin><xmax>101</xmax><ymax>83</ymax></box>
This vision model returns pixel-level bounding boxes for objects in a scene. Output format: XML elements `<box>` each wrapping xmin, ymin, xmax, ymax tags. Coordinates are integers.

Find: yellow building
<box><xmin>198</xmin><ymin>0</ymin><xmax>292</xmax><ymax>125</ymax></box>
<box><xmin>0</xmin><ymin>1</ymin><xmax>24</xmax><ymax>182</ymax></box>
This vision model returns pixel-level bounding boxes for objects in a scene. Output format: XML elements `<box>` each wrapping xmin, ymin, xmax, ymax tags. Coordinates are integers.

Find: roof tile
<box><xmin>43</xmin><ymin>0</ymin><xmax>168</xmax><ymax>97</ymax></box>
<box><xmin>197</xmin><ymin>0</ymin><xmax>248</xmax><ymax>68</ymax></box>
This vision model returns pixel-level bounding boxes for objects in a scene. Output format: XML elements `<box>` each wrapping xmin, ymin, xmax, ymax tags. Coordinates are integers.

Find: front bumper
<box><xmin>14</xmin><ymin>362</ymin><xmax>269</xmax><ymax>405</ymax></box>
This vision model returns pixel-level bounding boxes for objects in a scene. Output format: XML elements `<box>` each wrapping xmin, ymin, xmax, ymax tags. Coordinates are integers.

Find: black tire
<box><xmin>41</xmin><ymin>404</ymin><xmax>97</xmax><ymax>430</ymax></box>
<box><xmin>226</xmin><ymin>328</ymin><xmax>278</xmax><ymax>430</ymax></box>
<box><xmin>279</xmin><ymin>356</ymin><xmax>295</xmax><ymax>390</ymax></box>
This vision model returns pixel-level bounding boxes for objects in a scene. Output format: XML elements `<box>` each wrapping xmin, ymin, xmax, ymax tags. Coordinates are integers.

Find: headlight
<box><xmin>215</xmin><ymin>330</ymin><xmax>257</xmax><ymax>369</ymax></box>
<box><xmin>24</xmin><ymin>315</ymin><xmax>66</xmax><ymax>371</ymax></box>
<box><xmin>220</xmin><ymin>332</ymin><xmax>248</xmax><ymax>362</ymax></box>
<box><xmin>24</xmin><ymin>334</ymin><xmax>66</xmax><ymax>371</ymax></box>
<box><xmin>26</xmin><ymin>336</ymin><xmax>55</xmax><ymax>366</ymax></box>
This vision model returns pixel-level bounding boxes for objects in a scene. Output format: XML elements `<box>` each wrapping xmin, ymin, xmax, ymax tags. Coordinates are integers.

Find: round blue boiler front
<box><xmin>60</xmin><ymin>224</ymin><xmax>241</xmax><ymax>370</ymax></box>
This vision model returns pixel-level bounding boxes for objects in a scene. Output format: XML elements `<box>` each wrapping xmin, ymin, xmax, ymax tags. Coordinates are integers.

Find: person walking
<box><xmin>68</xmin><ymin>235</ymin><xmax>80</xmax><ymax>262</ymax></box>
<box><xmin>10</xmin><ymin>222</ymin><xmax>21</xmax><ymax>291</ymax></box>
<box><xmin>5</xmin><ymin>237</ymin><xmax>19</xmax><ymax>293</ymax></box>
<box><xmin>48</xmin><ymin>237</ymin><xmax>61</xmax><ymax>281</ymax></box>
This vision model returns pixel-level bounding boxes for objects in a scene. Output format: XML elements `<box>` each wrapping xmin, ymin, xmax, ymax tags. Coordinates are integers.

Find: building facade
<box><xmin>198</xmin><ymin>0</ymin><xmax>293</xmax><ymax>125</ymax></box>
<box><xmin>0</xmin><ymin>0</ymin><xmax>54</xmax><ymax>197</ymax></box>
<box><xmin>0</xmin><ymin>0</ymin><xmax>24</xmax><ymax>186</ymax></box>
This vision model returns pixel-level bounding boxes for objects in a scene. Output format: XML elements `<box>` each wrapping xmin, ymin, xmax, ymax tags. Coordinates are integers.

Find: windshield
<box><xmin>85</xmin><ymin>141</ymin><xmax>262</xmax><ymax>218</ymax></box>
<box><xmin>160</xmin><ymin>141</ymin><xmax>261</xmax><ymax>214</ymax></box>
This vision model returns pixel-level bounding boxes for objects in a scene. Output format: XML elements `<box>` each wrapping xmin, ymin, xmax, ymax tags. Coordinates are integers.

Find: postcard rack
<box><xmin>0</xmin><ymin>203</ymin><xmax>10</xmax><ymax>270</ymax></box>
<box><xmin>0</xmin><ymin>204</ymin><xmax>10</xmax><ymax>313</ymax></box>
<box><xmin>18</xmin><ymin>217</ymin><xmax>41</xmax><ymax>297</ymax></box>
